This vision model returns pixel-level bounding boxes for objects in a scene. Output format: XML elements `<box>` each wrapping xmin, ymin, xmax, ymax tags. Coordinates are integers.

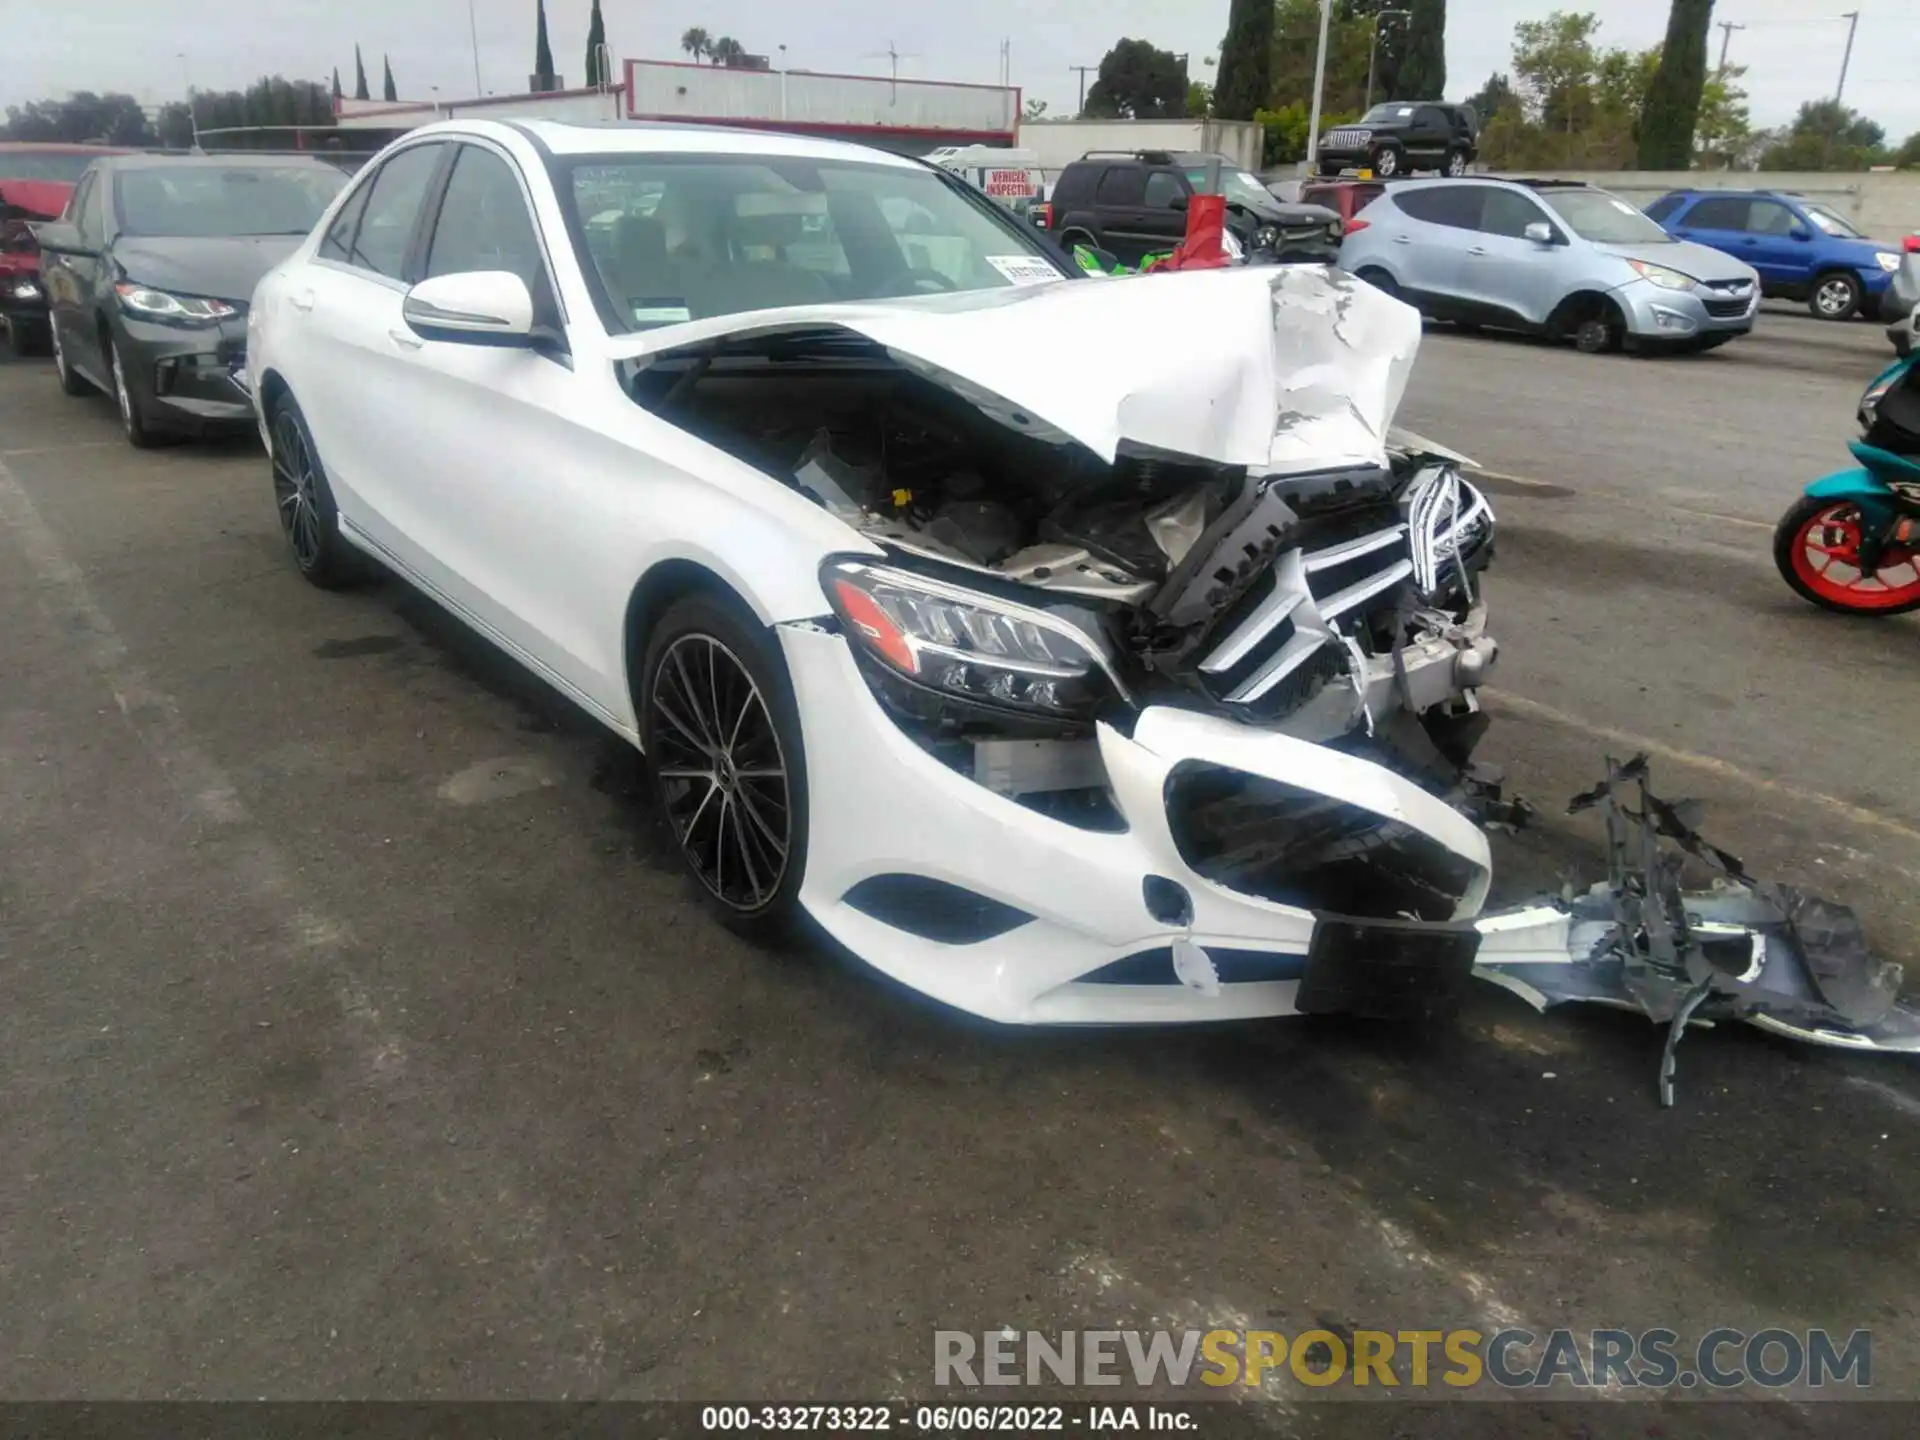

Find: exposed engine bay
<box><xmin>627</xmin><ymin>327</ymin><xmax>1496</xmax><ymax>782</ymax></box>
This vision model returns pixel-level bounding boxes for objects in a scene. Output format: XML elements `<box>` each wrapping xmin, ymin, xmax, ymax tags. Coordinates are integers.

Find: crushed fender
<box><xmin>1473</xmin><ymin>754</ymin><xmax>1920</xmax><ymax>1106</ymax></box>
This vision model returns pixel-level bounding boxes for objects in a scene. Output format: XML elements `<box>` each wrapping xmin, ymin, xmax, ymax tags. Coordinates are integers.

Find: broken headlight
<box><xmin>823</xmin><ymin>559</ymin><xmax>1124</xmax><ymax>719</ymax></box>
<box><xmin>1402</xmin><ymin>465</ymin><xmax>1494</xmax><ymax>603</ymax></box>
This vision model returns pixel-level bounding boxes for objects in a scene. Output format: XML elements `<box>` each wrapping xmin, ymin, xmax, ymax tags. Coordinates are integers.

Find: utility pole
<box><xmin>1825</xmin><ymin>9</ymin><xmax>1860</xmax><ymax>169</ymax></box>
<box><xmin>1715</xmin><ymin>20</ymin><xmax>1744</xmax><ymax>73</ymax></box>
<box><xmin>1833</xmin><ymin>10</ymin><xmax>1860</xmax><ymax>103</ymax></box>
<box><xmin>1068</xmin><ymin>64</ymin><xmax>1096</xmax><ymax>117</ymax></box>
<box><xmin>467</xmin><ymin>0</ymin><xmax>483</xmax><ymax>96</ymax></box>
<box><xmin>1305</xmin><ymin>0</ymin><xmax>1332</xmax><ymax>174</ymax></box>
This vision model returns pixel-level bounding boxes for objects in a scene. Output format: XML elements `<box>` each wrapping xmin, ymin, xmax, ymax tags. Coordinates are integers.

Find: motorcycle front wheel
<box><xmin>1773</xmin><ymin>495</ymin><xmax>1920</xmax><ymax>615</ymax></box>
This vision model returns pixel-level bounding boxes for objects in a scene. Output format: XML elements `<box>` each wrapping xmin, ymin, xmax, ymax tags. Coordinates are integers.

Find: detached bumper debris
<box><xmin>1474</xmin><ymin>755</ymin><xmax>1920</xmax><ymax>1106</ymax></box>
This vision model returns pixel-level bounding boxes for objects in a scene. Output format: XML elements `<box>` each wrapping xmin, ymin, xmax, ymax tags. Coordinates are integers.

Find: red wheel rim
<box><xmin>1789</xmin><ymin>503</ymin><xmax>1920</xmax><ymax>609</ymax></box>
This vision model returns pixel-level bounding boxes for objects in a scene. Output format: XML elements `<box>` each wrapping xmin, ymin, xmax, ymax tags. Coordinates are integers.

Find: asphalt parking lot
<box><xmin>4</xmin><ymin>307</ymin><xmax>1920</xmax><ymax>1424</ymax></box>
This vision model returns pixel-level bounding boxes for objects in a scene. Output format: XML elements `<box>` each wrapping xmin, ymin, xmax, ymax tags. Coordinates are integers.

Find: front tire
<box><xmin>1809</xmin><ymin>271</ymin><xmax>1860</xmax><ymax>321</ymax></box>
<box><xmin>268</xmin><ymin>393</ymin><xmax>367</xmax><ymax>590</ymax></box>
<box><xmin>109</xmin><ymin>337</ymin><xmax>161</xmax><ymax>448</ymax></box>
<box><xmin>1444</xmin><ymin>149</ymin><xmax>1469</xmax><ymax>177</ymax></box>
<box><xmin>1774</xmin><ymin>495</ymin><xmax>1920</xmax><ymax>615</ymax></box>
<box><xmin>642</xmin><ymin>593</ymin><xmax>809</xmax><ymax>936</ymax></box>
<box><xmin>1369</xmin><ymin>145</ymin><xmax>1402</xmax><ymax>178</ymax></box>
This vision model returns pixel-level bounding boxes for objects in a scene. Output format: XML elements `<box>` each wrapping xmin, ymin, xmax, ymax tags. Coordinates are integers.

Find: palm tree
<box><xmin>680</xmin><ymin>27</ymin><xmax>713</xmax><ymax>64</ymax></box>
<box><xmin>711</xmin><ymin>36</ymin><xmax>746</xmax><ymax>68</ymax></box>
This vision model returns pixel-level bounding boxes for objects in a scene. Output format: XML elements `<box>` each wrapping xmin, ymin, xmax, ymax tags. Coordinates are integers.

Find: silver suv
<box><xmin>1338</xmin><ymin>178</ymin><xmax>1762</xmax><ymax>354</ymax></box>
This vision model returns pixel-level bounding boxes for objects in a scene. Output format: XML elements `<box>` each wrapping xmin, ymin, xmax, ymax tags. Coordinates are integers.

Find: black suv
<box><xmin>1316</xmin><ymin>103</ymin><xmax>1478</xmax><ymax>179</ymax></box>
<box><xmin>1041</xmin><ymin>150</ymin><xmax>1340</xmax><ymax>267</ymax></box>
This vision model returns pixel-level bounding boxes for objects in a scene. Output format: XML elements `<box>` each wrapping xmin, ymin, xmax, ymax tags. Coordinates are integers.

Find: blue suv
<box><xmin>1646</xmin><ymin>188</ymin><xmax>1904</xmax><ymax>321</ymax></box>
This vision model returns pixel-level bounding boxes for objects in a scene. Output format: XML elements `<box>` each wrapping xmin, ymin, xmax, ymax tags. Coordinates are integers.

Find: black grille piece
<box><xmin>1702</xmin><ymin>298</ymin><xmax>1749</xmax><ymax>318</ymax></box>
<box><xmin>1237</xmin><ymin>644</ymin><xmax>1349</xmax><ymax>722</ymax></box>
<box><xmin>1294</xmin><ymin>917</ymin><xmax>1481</xmax><ymax>1022</ymax></box>
<box><xmin>1306</xmin><ymin>530</ymin><xmax>1412</xmax><ymax>605</ymax></box>
<box><xmin>1164</xmin><ymin>762</ymin><xmax>1483</xmax><ymax>921</ymax></box>
<box><xmin>842</xmin><ymin>874</ymin><xmax>1034</xmax><ymax>943</ymax></box>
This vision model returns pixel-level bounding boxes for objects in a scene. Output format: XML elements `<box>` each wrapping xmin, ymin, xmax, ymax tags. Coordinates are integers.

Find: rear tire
<box><xmin>641</xmin><ymin>592</ymin><xmax>810</xmax><ymax>938</ymax></box>
<box><xmin>1808</xmin><ymin>271</ymin><xmax>1860</xmax><ymax>321</ymax></box>
<box><xmin>268</xmin><ymin>392</ymin><xmax>368</xmax><ymax>590</ymax></box>
<box><xmin>1355</xmin><ymin>267</ymin><xmax>1400</xmax><ymax>300</ymax></box>
<box><xmin>50</xmin><ymin>320</ymin><xmax>91</xmax><ymax>395</ymax></box>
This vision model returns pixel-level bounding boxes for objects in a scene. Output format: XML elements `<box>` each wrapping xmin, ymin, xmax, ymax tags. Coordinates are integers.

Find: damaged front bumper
<box><xmin>784</xmin><ymin>622</ymin><xmax>1490</xmax><ymax>1025</ymax></box>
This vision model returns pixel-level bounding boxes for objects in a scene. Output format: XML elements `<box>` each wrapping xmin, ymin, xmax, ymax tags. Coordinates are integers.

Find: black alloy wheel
<box><xmin>643</xmin><ymin>595</ymin><xmax>808</xmax><ymax>931</ymax></box>
<box><xmin>269</xmin><ymin>395</ymin><xmax>364</xmax><ymax>589</ymax></box>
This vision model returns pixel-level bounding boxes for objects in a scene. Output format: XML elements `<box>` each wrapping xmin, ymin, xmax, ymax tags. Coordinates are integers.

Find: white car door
<box><xmin>375</xmin><ymin>139</ymin><xmax>611</xmax><ymax>711</ymax></box>
<box><xmin>286</xmin><ymin>140</ymin><xmax>450</xmax><ymax>544</ymax></box>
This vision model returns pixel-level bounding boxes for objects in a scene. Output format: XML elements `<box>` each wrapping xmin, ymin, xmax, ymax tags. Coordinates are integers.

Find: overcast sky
<box><xmin>8</xmin><ymin>0</ymin><xmax>1914</xmax><ymax>142</ymax></box>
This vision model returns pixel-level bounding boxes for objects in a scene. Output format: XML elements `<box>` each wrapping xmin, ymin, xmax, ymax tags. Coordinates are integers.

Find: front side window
<box><xmin>1188</xmin><ymin>167</ymin><xmax>1274</xmax><ymax>211</ymax></box>
<box><xmin>115</xmin><ymin>165</ymin><xmax>346</xmax><ymax>239</ymax></box>
<box><xmin>1143</xmin><ymin>172</ymin><xmax>1185</xmax><ymax>210</ymax></box>
<box><xmin>559</xmin><ymin>153</ymin><xmax>1067</xmax><ymax>333</ymax></box>
<box><xmin>1802</xmin><ymin>203</ymin><xmax>1863</xmax><ymax>238</ymax></box>
<box><xmin>426</xmin><ymin>145</ymin><xmax>547</xmax><ymax>295</ymax></box>
<box><xmin>1478</xmin><ymin>188</ymin><xmax>1548</xmax><ymax>239</ymax></box>
<box><xmin>1537</xmin><ymin>188</ymin><xmax>1675</xmax><ymax>245</ymax></box>
<box><xmin>348</xmin><ymin>144</ymin><xmax>444</xmax><ymax>281</ymax></box>
<box><xmin>319</xmin><ymin>183</ymin><xmax>369</xmax><ymax>263</ymax></box>
<box><xmin>1361</xmin><ymin>104</ymin><xmax>1418</xmax><ymax>125</ymax></box>
<box><xmin>1643</xmin><ymin>195</ymin><xmax>1684</xmax><ymax>224</ymax></box>
<box><xmin>1747</xmin><ymin>201</ymin><xmax>1799</xmax><ymax>237</ymax></box>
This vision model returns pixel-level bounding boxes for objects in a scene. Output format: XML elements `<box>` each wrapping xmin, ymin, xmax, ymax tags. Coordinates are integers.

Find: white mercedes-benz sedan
<box><xmin>247</xmin><ymin>119</ymin><xmax>1502</xmax><ymax>1026</ymax></box>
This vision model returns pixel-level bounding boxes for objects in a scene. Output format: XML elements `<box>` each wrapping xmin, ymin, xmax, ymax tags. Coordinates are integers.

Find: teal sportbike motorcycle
<box><xmin>1774</xmin><ymin>344</ymin><xmax>1920</xmax><ymax>615</ymax></box>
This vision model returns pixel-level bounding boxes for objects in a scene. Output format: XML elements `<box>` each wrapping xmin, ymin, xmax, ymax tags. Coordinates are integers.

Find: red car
<box><xmin>0</xmin><ymin>142</ymin><xmax>127</xmax><ymax>355</ymax></box>
<box><xmin>1298</xmin><ymin>178</ymin><xmax>1388</xmax><ymax>231</ymax></box>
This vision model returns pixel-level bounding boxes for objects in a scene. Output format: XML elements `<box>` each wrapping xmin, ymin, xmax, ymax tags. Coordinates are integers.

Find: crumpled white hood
<box><xmin>608</xmin><ymin>265</ymin><xmax>1422</xmax><ymax>471</ymax></box>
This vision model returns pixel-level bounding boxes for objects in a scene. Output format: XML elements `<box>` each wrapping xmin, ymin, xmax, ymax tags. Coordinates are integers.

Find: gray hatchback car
<box><xmin>1338</xmin><ymin>178</ymin><xmax>1761</xmax><ymax>353</ymax></box>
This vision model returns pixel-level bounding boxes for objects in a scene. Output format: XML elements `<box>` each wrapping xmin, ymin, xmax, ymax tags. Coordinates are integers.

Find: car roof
<box><xmin>1661</xmin><ymin>187</ymin><xmax>1810</xmax><ymax>201</ymax></box>
<box><xmin>476</xmin><ymin>118</ymin><xmax>923</xmax><ymax>170</ymax></box>
<box><xmin>95</xmin><ymin>152</ymin><xmax>345</xmax><ymax>172</ymax></box>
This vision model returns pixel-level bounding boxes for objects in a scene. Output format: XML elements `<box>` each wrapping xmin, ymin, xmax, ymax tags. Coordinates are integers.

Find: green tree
<box><xmin>382</xmin><ymin>55</ymin><xmax>398</xmax><ymax>103</ymax></box>
<box><xmin>585</xmin><ymin>0</ymin><xmax>608</xmax><ymax>86</ymax></box>
<box><xmin>1636</xmin><ymin>0</ymin><xmax>1713</xmax><ymax>168</ymax></box>
<box><xmin>1693</xmin><ymin>65</ymin><xmax>1753</xmax><ymax>168</ymax></box>
<box><xmin>1270</xmin><ymin>0</ymin><xmax>1373</xmax><ymax>115</ymax></box>
<box><xmin>1</xmin><ymin>92</ymin><xmax>158</xmax><ymax>145</ymax></box>
<box><xmin>533</xmin><ymin>0</ymin><xmax>556</xmax><ymax>89</ymax></box>
<box><xmin>353</xmin><ymin>45</ymin><xmax>370</xmax><ymax>101</ymax></box>
<box><xmin>1022</xmin><ymin>98</ymin><xmax>1049</xmax><ymax>121</ymax></box>
<box><xmin>679</xmin><ymin>28</ymin><xmax>712</xmax><ymax>63</ymax></box>
<box><xmin>1393</xmin><ymin>0</ymin><xmax>1446</xmax><ymax>100</ymax></box>
<box><xmin>1758</xmin><ymin>100</ymin><xmax>1886</xmax><ymax>171</ymax></box>
<box><xmin>1187</xmin><ymin>81</ymin><xmax>1212</xmax><ymax>118</ymax></box>
<box><xmin>155</xmin><ymin>100</ymin><xmax>193</xmax><ymax>148</ymax></box>
<box><xmin>1084</xmin><ymin>38</ymin><xmax>1188</xmax><ymax>119</ymax></box>
<box><xmin>711</xmin><ymin>37</ymin><xmax>747</xmax><ymax>67</ymax></box>
<box><xmin>1464</xmin><ymin>71</ymin><xmax>1516</xmax><ymax>121</ymax></box>
<box><xmin>1894</xmin><ymin>132</ymin><xmax>1920</xmax><ymax>170</ymax></box>
<box><xmin>1215</xmin><ymin>0</ymin><xmax>1275</xmax><ymax>121</ymax></box>
<box><xmin>330</xmin><ymin>68</ymin><xmax>343</xmax><ymax>102</ymax></box>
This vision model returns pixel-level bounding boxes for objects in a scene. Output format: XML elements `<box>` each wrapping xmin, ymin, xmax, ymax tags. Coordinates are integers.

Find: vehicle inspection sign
<box><xmin>983</xmin><ymin>169</ymin><xmax>1040</xmax><ymax>197</ymax></box>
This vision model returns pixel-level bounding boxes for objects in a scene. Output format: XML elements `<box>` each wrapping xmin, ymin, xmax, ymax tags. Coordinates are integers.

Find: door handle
<box><xmin>1467</xmin><ymin>246</ymin><xmax>1489</xmax><ymax>256</ymax></box>
<box><xmin>388</xmin><ymin>328</ymin><xmax>424</xmax><ymax>350</ymax></box>
<box><xmin>289</xmin><ymin>290</ymin><xmax>315</xmax><ymax>312</ymax></box>
<box><xmin>1392</xmin><ymin>234</ymin><xmax>1412</xmax><ymax>244</ymax></box>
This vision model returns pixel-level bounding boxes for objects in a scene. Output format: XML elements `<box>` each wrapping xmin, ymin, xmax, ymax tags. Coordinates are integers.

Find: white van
<box><xmin>926</xmin><ymin>146</ymin><xmax>1045</xmax><ymax>213</ymax></box>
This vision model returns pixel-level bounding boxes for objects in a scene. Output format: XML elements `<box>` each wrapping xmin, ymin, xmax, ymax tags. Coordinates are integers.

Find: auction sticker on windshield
<box><xmin>986</xmin><ymin>255</ymin><xmax>1061</xmax><ymax>286</ymax></box>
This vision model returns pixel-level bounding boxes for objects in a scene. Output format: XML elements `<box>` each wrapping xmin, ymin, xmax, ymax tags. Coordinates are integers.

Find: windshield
<box><xmin>0</xmin><ymin>151</ymin><xmax>102</xmax><ymax>183</ymax></box>
<box><xmin>1803</xmin><ymin>203</ymin><xmax>1864</xmax><ymax>239</ymax></box>
<box><xmin>115</xmin><ymin>166</ymin><xmax>347</xmax><ymax>238</ymax></box>
<box><xmin>1362</xmin><ymin>104</ymin><xmax>1418</xmax><ymax>124</ymax></box>
<box><xmin>1186</xmin><ymin>166</ymin><xmax>1275</xmax><ymax>210</ymax></box>
<box><xmin>560</xmin><ymin>153</ymin><xmax>1067</xmax><ymax>333</ymax></box>
<box><xmin>1538</xmin><ymin>188</ymin><xmax>1675</xmax><ymax>245</ymax></box>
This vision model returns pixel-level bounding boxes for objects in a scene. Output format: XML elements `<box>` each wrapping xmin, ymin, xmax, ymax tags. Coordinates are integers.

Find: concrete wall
<box><xmin>1018</xmin><ymin>120</ymin><xmax>1264</xmax><ymax>177</ymax></box>
<box><xmin>626</xmin><ymin>61</ymin><xmax>1018</xmax><ymax>143</ymax></box>
<box><xmin>1489</xmin><ymin>170</ymin><xmax>1920</xmax><ymax>239</ymax></box>
<box><xmin>336</xmin><ymin>88</ymin><xmax>624</xmax><ymax>132</ymax></box>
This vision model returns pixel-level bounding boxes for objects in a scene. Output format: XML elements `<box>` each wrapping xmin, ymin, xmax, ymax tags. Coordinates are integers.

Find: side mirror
<box><xmin>30</xmin><ymin>220</ymin><xmax>93</xmax><ymax>257</ymax></box>
<box><xmin>1169</xmin><ymin>194</ymin><xmax>1189</xmax><ymax>211</ymax></box>
<box><xmin>1523</xmin><ymin>221</ymin><xmax>1555</xmax><ymax>246</ymax></box>
<box><xmin>402</xmin><ymin>270</ymin><xmax>535</xmax><ymax>345</ymax></box>
<box><xmin>1789</xmin><ymin>226</ymin><xmax>1812</xmax><ymax>242</ymax></box>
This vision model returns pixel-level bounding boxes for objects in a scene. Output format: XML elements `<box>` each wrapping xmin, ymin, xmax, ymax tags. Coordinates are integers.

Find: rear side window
<box><xmin>318</xmin><ymin>182</ymin><xmax>370</xmax><ymax>262</ymax></box>
<box><xmin>1682</xmin><ymin>195</ymin><xmax>1749</xmax><ymax>231</ymax></box>
<box><xmin>1393</xmin><ymin>184</ymin><xmax>1480</xmax><ymax>230</ymax></box>
<box><xmin>1050</xmin><ymin>165</ymin><xmax>1096</xmax><ymax>205</ymax></box>
<box><xmin>348</xmin><ymin>143</ymin><xmax>444</xmax><ymax>280</ymax></box>
<box><xmin>1095</xmin><ymin>167</ymin><xmax>1147</xmax><ymax>206</ymax></box>
<box><xmin>1643</xmin><ymin>194</ymin><xmax>1684</xmax><ymax>224</ymax></box>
